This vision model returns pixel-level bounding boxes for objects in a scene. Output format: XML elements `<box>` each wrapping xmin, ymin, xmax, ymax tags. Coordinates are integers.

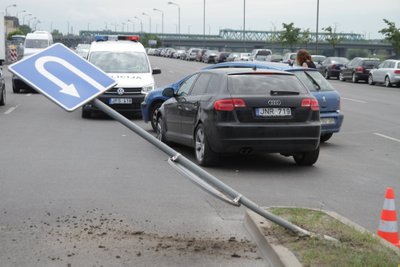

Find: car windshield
<box><xmin>24</xmin><ymin>39</ymin><xmax>48</xmax><ymax>49</ymax></box>
<box><xmin>89</xmin><ymin>51</ymin><xmax>150</xmax><ymax>73</ymax></box>
<box><xmin>228</xmin><ymin>74</ymin><xmax>308</xmax><ymax>95</ymax></box>
<box><xmin>294</xmin><ymin>71</ymin><xmax>335</xmax><ymax>91</ymax></box>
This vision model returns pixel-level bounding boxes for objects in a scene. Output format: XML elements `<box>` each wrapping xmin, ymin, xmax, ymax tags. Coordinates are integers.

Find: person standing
<box><xmin>296</xmin><ymin>49</ymin><xmax>316</xmax><ymax>68</ymax></box>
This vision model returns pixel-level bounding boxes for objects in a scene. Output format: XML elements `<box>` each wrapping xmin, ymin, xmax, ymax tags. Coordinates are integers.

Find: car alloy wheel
<box><xmin>194</xmin><ymin>124</ymin><xmax>217</xmax><ymax>166</ymax></box>
<box><xmin>150</xmin><ymin>102</ymin><xmax>162</xmax><ymax>132</ymax></box>
<box><xmin>368</xmin><ymin>75</ymin><xmax>375</xmax><ymax>85</ymax></box>
<box><xmin>385</xmin><ymin>76</ymin><xmax>392</xmax><ymax>87</ymax></box>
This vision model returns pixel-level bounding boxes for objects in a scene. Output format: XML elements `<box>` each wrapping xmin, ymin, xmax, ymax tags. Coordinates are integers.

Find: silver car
<box><xmin>368</xmin><ymin>59</ymin><xmax>400</xmax><ymax>87</ymax></box>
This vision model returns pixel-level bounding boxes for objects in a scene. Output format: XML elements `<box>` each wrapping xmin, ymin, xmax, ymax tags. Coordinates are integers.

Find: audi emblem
<box><xmin>117</xmin><ymin>88</ymin><xmax>125</xmax><ymax>95</ymax></box>
<box><xmin>267</xmin><ymin>100</ymin><xmax>281</xmax><ymax>105</ymax></box>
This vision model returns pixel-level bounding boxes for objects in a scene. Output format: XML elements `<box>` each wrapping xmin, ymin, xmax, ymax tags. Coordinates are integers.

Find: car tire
<box><xmin>368</xmin><ymin>75</ymin><xmax>375</xmax><ymax>85</ymax></box>
<box><xmin>320</xmin><ymin>133</ymin><xmax>333</xmax><ymax>143</ymax></box>
<box><xmin>324</xmin><ymin>70</ymin><xmax>330</xmax><ymax>79</ymax></box>
<box><xmin>150</xmin><ymin>102</ymin><xmax>162</xmax><ymax>132</ymax></box>
<box><xmin>81</xmin><ymin>109</ymin><xmax>91</xmax><ymax>118</ymax></box>
<box><xmin>194</xmin><ymin>124</ymin><xmax>218</xmax><ymax>166</ymax></box>
<box><xmin>0</xmin><ymin>86</ymin><xmax>5</xmax><ymax>106</ymax></box>
<box><xmin>385</xmin><ymin>76</ymin><xmax>392</xmax><ymax>87</ymax></box>
<box><xmin>352</xmin><ymin>73</ymin><xmax>358</xmax><ymax>83</ymax></box>
<box><xmin>339</xmin><ymin>72</ymin><xmax>345</xmax><ymax>81</ymax></box>
<box><xmin>293</xmin><ymin>146</ymin><xmax>319</xmax><ymax>166</ymax></box>
<box><xmin>156</xmin><ymin>116</ymin><xmax>169</xmax><ymax>144</ymax></box>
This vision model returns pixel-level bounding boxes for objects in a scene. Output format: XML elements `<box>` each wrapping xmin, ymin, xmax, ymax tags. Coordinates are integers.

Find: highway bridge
<box><xmin>57</xmin><ymin>29</ymin><xmax>394</xmax><ymax>57</ymax></box>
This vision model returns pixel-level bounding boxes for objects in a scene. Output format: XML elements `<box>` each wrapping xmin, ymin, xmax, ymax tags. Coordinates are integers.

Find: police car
<box><xmin>82</xmin><ymin>35</ymin><xmax>161</xmax><ymax>118</ymax></box>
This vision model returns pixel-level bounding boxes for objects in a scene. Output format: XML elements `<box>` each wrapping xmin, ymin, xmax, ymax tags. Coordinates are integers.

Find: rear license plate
<box><xmin>109</xmin><ymin>98</ymin><xmax>132</xmax><ymax>104</ymax></box>
<box><xmin>256</xmin><ymin>108</ymin><xmax>291</xmax><ymax>117</ymax></box>
<box><xmin>321</xmin><ymin>118</ymin><xmax>336</xmax><ymax>125</ymax></box>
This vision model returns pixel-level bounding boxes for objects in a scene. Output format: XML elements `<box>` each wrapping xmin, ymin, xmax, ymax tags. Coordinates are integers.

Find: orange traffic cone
<box><xmin>377</xmin><ymin>187</ymin><xmax>400</xmax><ymax>247</ymax></box>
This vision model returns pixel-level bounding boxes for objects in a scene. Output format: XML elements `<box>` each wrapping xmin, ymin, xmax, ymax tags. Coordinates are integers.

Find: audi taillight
<box><xmin>214</xmin><ymin>99</ymin><xmax>246</xmax><ymax>111</ymax></box>
<box><xmin>301</xmin><ymin>98</ymin><xmax>319</xmax><ymax>111</ymax></box>
<box><xmin>356</xmin><ymin>66</ymin><xmax>364</xmax><ymax>73</ymax></box>
<box><xmin>394</xmin><ymin>70</ymin><xmax>400</xmax><ymax>74</ymax></box>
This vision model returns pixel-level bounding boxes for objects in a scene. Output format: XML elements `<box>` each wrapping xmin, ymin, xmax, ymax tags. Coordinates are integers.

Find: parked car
<box><xmin>368</xmin><ymin>59</ymin><xmax>400</xmax><ymax>87</ymax></box>
<box><xmin>186</xmin><ymin>48</ymin><xmax>201</xmax><ymax>61</ymax></box>
<box><xmin>202</xmin><ymin>50</ymin><xmax>219</xmax><ymax>63</ymax></box>
<box><xmin>0</xmin><ymin>67</ymin><xmax>5</xmax><ymax>106</ymax></box>
<box><xmin>156</xmin><ymin>68</ymin><xmax>321</xmax><ymax>166</ymax></box>
<box><xmin>213</xmin><ymin>52</ymin><xmax>231</xmax><ymax>63</ymax></box>
<box><xmin>75</xmin><ymin>43</ymin><xmax>91</xmax><ymax>58</ymax></box>
<box><xmin>226</xmin><ymin>53</ymin><xmax>239</xmax><ymax>62</ymax></box>
<box><xmin>172</xmin><ymin>49</ymin><xmax>186</xmax><ymax>59</ymax></box>
<box><xmin>234</xmin><ymin>53</ymin><xmax>251</xmax><ymax>61</ymax></box>
<box><xmin>195</xmin><ymin>49</ymin><xmax>207</xmax><ymax>62</ymax></box>
<box><xmin>207</xmin><ymin>61</ymin><xmax>343</xmax><ymax>142</ymax></box>
<box><xmin>318</xmin><ymin>57</ymin><xmax>349</xmax><ymax>79</ymax></box>
<box><xmin>282</xmin><ymin>52</ymin><xmax>297</xmax><ymax>66</ymax></box>
<box><xmin>249</xmin><ymin>49</ymin><xmax>272</xmax><ymax>61</ymax></box>
<box><xmin>311</xmin><ymin>55</ymin><xmax>326</xmax><ymax>68</ymax></box>
<box><xmin>339</xmin><ymin>57</ymin><xmax>381</xmax><ymax>83</ymax></box>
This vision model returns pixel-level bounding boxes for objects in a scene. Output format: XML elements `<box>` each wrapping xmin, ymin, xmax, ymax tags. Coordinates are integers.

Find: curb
<box><xmin>244</xmin><ymin>207</ymin><xmax>400</xmax><ymax>266</ymax></box>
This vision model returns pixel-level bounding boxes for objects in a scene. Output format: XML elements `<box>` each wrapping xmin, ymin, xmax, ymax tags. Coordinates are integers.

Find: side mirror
<box><xmin>152</xmin><ymin>68</ymin><xmax>161</xmax><ymax>75</ymax></box>
<box><xmin>162</xmin><ymin>87</ymin><xmax>175</xmax><ymax>97</ymax></box>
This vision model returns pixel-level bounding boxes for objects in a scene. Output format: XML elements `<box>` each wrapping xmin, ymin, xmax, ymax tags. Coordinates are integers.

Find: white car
<box><xmin>368</xmin><ymin>59</ymin><xmax>400</xmax><ymax>87</ymax></box>
<box><xmin>82</xmin><ymin>35</ymin><xmax>161</xmax><ymax>118</ymax></box>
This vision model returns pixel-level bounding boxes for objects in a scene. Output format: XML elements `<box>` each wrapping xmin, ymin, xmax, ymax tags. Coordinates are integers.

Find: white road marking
<box><xmin>374</xmin><ymin>133</ymin><xmax>400</xmax><ymax>143</ymax></box>
<box><xmin>4</xmin><ymin>105</ymin><xmax>19</xmax><ymax>114</ymax></box>
<box><xmin>341</xmin><ymin>97</ymin><xmax>368</xmax><ymax>104</ymax></box>
<box><xmin>26</xmin><ymin>93</ymin><xmax>32</xmax><ymax>96</ymax></box>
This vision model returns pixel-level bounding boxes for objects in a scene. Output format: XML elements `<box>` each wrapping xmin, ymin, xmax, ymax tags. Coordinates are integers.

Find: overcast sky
<box><xmin>3</xmin><ymin>0</ymin><xmax>400</xmax><ymax>39</ymax></box>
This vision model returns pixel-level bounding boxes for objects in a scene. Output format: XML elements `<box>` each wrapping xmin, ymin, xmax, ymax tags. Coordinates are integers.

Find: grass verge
<box><xmin>263</xmin><ymin>207</ymin><xmax>400</xmax><ymax>266</ymax></box>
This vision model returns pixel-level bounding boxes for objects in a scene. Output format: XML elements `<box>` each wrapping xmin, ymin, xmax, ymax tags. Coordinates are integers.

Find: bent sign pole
<box><xmin>9</xmin><ymin>43</ymin><xmax>312</xmax><ymax>238</ymax></box>
<box><xmin>92</xmin><ymin>99</ymin><xmax>312</xmax><ymax>237</ymax></box>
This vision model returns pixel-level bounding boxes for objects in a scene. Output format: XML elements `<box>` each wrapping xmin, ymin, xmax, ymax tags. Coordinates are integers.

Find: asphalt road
<box><xmin>1</xmin><ymin>57</ymin><xmax>400</xmax><ymax>266</ymax></box>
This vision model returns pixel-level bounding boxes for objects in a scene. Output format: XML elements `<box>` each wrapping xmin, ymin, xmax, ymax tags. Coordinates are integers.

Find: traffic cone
<box><xmin>377</xmin><ymin>187</ymin><xmax>400</xmax><ymax>247</ymax></box>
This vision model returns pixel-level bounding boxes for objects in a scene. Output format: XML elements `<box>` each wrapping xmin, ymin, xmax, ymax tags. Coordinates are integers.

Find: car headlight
<box><xmin>141</xmin><ymin>84</ymin><xmax>154</xmax><ymax>95</ymax></box>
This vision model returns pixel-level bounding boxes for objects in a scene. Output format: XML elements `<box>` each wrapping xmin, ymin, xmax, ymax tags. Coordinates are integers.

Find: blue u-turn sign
<box><xmin>8</xmin><ymin>43</ymin><xmax>117</xmax><ymax>111</ymax></box>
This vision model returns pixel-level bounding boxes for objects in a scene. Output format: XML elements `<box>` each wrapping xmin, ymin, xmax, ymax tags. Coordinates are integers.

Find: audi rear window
<box><xmin>227</xmin><ymin>74</ymin><xmax>308</xmax><ymax>95</ymax></box>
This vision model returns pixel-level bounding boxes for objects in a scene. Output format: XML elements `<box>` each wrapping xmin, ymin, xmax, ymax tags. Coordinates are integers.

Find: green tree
<box><xmin>7</xmin><ymin>30</ymin><xmax>25</xmax><ymax>40</ymax></box>
<box><xmin>19</xmin><ymin>25</ymin><xmax>31</xmax><ymax>35</ymax></box>
<box><xmin>379</xmin><ymin>19</ymin><xmax>400</xmax><ymax>58</ymax></box>
<box><xmin>323</xmin><ymin>26</ymin><xmax>343</xmax><ymax>56</ymax></box>
<box><xmin>279</xmin><ymin>22</ymin><xmax>301</xmax><ymax>50</ymax></box>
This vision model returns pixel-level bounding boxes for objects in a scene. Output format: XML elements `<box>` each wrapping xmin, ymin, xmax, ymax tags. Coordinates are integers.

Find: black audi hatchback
<box><xmin>156</xmin><ymin>68</ymin><xmax>321</xmax><ymax>166</ymax></box>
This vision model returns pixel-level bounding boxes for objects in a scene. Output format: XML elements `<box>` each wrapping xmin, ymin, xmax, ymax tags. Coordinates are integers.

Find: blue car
<box><xmin>141</xmin><ymin>61</ymin><xmax>343</xmax><ymax>142</ymax></box>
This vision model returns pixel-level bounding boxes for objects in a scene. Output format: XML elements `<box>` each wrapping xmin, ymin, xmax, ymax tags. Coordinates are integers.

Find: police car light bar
<box><xmin>95</xmin><ymin>35</ymin><xmax>140</xmax><ymax>42</ymax></box>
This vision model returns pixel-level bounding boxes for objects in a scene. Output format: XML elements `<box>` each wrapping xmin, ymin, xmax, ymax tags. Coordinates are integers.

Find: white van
<box><xmin>82</xmin><ymin>35</ymin><xmax>161</xmax><ymax>118</ymax></box>
<box><xmin>23</xmin><ymin>31</ymin><xmax>53</xmax><ymax>58</ymax></box>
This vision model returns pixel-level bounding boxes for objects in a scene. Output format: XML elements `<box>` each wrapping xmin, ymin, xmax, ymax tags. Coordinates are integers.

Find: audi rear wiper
<box><xmin>270</xmin><ymin>90</ymin><xmax>300</xmax><ymax>95</ymax></box>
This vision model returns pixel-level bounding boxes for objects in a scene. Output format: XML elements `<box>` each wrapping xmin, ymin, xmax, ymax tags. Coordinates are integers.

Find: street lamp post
<box><xmin>16</xmin><ymin>10</ymin><xmax>26</xmax><ymax>21</ymax></box>
<box><xmin>28</xmin><ymin>17</ymin><xmax>37</xmax><ymax>29</ymax></box>
<box><xmin>168</xmin><ymin>1</ymin><xmax>180</xmax><ymax>46</ymax></box>
<box><xmin>142</xmin><ymin>12</ymin><xmax>152</xmax><ymax>33</ymax></box>
<box><xmin>153</xmin><ymin>8</ymin><xmax>164</xmax><ymax>36</ymax></box>
<box><xmin>243</xmin><ymin>0</ymin><xmax>246</xmax><ymax>51</ymax></box>
<box><xmin>315</xmin><ymin>0</ymin><xmax>320</xmax><ymax>54</ymax></box>
<box><xmin>121</xmin><ymin>22</ymin><xmax>126</xmax><ymax>32</ymax></box>
<box><xmin>134</xmin><ymin>16</ymin><xmax>143</xmax><ymax>33</ymax></box>
<box><xmin>5</xmin><ymin>4</ymin><xmax>16</xmax><ymax>16</ymax></box>
<box><xmin>203</xmin><ymin>0</ymin><xmax>206</xmax><ymax>47</ymax></box>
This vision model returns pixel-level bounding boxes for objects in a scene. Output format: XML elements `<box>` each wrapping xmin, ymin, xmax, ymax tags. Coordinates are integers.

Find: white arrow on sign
<box><xmin>35</xmin><ymin>56</ymin><xmax>107</xmax><ymax>98</ymax></box>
